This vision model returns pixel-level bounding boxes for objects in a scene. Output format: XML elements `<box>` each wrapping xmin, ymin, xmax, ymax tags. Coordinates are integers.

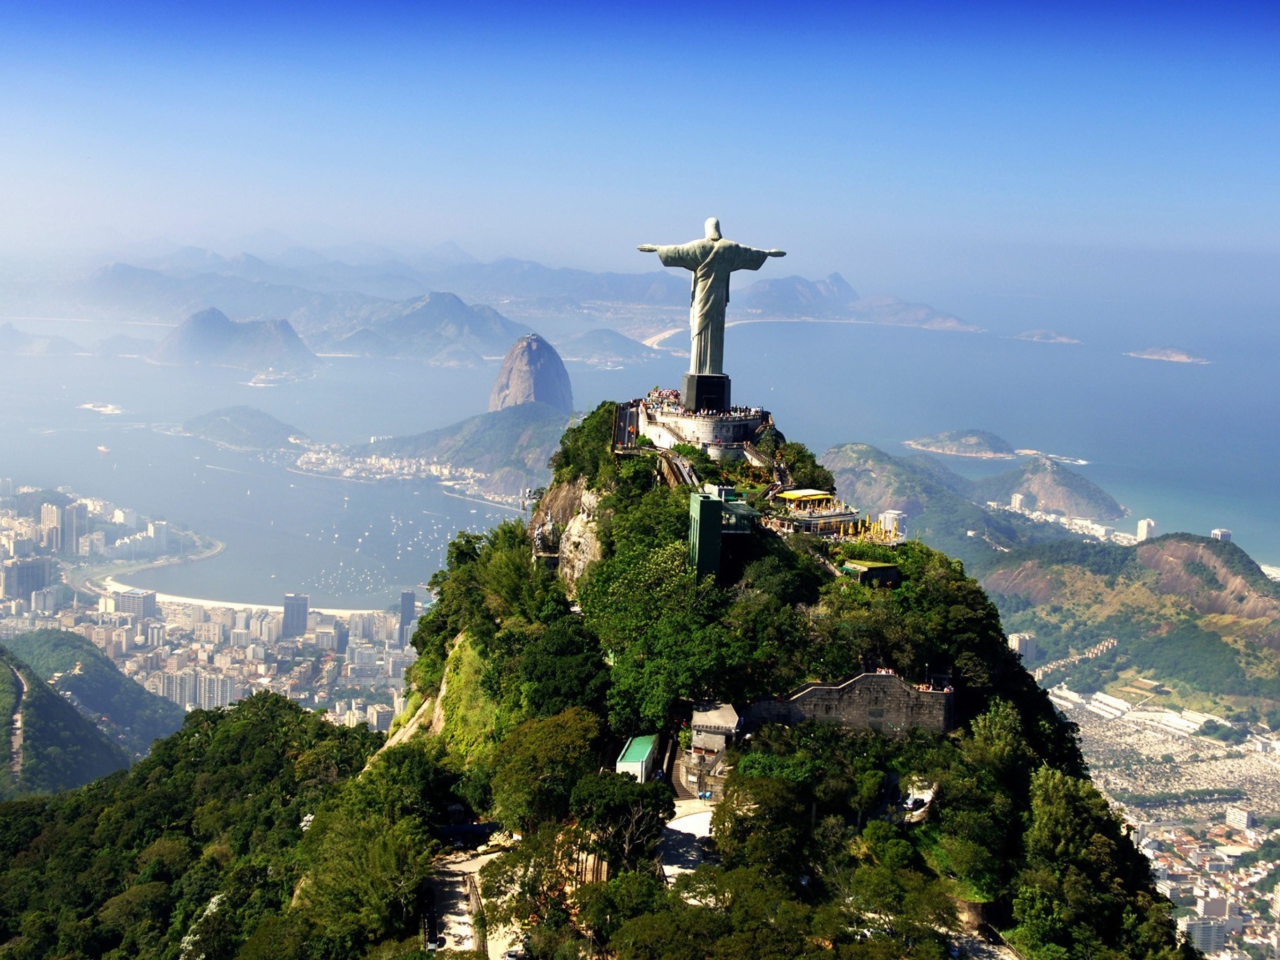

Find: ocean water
<box><xmin>0</xmin><ymin>314</ymin><xmax>1275</xmax><ymax>611</ymax></box>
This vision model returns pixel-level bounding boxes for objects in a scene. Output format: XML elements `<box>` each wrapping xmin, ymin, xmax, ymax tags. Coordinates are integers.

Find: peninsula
<box><xmin>904</xmin><ymin>428</ymin><xmax>1017</xmax><ymax>459</ymax></box>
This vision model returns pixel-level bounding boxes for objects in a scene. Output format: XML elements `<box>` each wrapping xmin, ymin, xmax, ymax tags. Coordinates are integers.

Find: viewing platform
<box><xmin>617</xmin><ymin>389</ymin><xmax>773</xmax><ymax>462</ymax></box>
<box><xmin>762</xmin><ymin>488</ymin><xmax>861</xmax><ymax>537</ymax></box>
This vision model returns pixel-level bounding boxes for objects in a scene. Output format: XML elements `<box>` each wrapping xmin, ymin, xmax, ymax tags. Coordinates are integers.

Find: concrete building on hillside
<box><xmin>1008</xmin><ymin>632</ymin><xmax>1039</xmax><ymax>662</ymax></box>
<box><xmin>1137</xmin><ymin>518</ymin><xmax>1158</xmax><ymax>541</ymax></box>
<box><xmin>745</xmin><ymin>671</ymin><xmax>953</xmax><ymax>735</ymax></box>
<box><xmin>616</xmin><ymin>735</ymin><xmax>660</xmax><ymax>782</ymax></box>
<box><xmin>691</xmin><ymin>702</ymin><xmax>740</xmax><ymax>755</ymax></box>
<box><xmin>841</xmin><ymin>561</ymin><xmax>902</xmax><ymax>589</ymax></box>
<box><xmin>1211</xmin><ymin>528</ymin><xmax>1233</xmax><ymax>542</ymax></box>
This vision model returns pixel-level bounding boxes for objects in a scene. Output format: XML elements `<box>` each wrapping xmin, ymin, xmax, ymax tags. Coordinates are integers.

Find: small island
<box><xmin>904</xmin><ymin>428</ymin><xmax>1017</xmax><ymax>459</ymax></box>
<box><xmin>1125</xmin><ymin>347</ymin><xmax>1209</xmax><ymax>364</ymax></box>
<box><xmin>1017</xmin><ymin>329</ymin><xmax>1080</xmax><ymax>344</ymax></box>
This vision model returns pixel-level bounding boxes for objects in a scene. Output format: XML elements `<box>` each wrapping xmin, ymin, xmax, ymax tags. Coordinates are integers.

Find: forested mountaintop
<box><xmin>0</xmin><ymin>402</ymin><xmax>1195</xmax><ymax>960</ymax></box>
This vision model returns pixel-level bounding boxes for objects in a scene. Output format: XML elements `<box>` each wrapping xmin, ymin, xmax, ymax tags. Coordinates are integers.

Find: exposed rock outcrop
<box><xmin>557</xmin><ymin>488</ymin><xmax>603</xmax><ymax>596</ymax></box>
<box><xmin>530</xmin><ymin>476</ymin><xmax>587</xmax><ymax>533</ymax></box>
<box><xmin>489</xmin><ymin>334</ymin><xmax>573</xmax><ymax>415</ymax></box>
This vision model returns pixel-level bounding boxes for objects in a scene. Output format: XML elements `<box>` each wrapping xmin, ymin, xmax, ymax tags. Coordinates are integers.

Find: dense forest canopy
<box><xmin>0</xmin><ymin>401</ymin><xmax>1196</xmax><ymax>960</ymax></box>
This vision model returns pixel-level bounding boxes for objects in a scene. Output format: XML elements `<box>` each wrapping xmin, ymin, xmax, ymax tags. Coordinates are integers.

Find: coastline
<box><xmin>285</xmin><ymin>464</ymin><xmax>528</xmax><ymax>513</ymax></box>
<box><xmin>66</xmin><ymin>535</ymin><xmax>227</xmax><ymax>597</ymax></box>
<box><xmin>97</xmin><ymin>575</ymin><xmax>384</xmax><ymax>616</ymax></box>
<box><xmin>76</xmin><ymin>533</ymin><xmax>391</xmax><ymax>615</ymax></box>
<box><xmin>902</xmin><ymin>440</ymin><xmax>1017</xmax><ymax>460</ymax></box>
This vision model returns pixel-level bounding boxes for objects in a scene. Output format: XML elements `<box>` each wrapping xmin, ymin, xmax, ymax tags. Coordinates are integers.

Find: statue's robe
<box><xmin>654</xmin><ymin>238</ymin><xmax>772</xmax><ymax>376</ymax></box>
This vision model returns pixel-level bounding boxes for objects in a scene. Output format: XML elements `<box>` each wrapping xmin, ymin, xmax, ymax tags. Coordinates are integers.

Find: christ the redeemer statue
<box><xmin>639</xmin><ymin>217</ymin><xmax>785</xmax><ymax>379</ymax></box>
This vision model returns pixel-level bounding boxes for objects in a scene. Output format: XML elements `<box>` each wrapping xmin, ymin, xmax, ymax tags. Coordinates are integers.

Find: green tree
<box><xmin>303</xmin><ymin>816</ymin><xmax>433</xmax><ymax>948</ymax></box>
<box><xmin>778</xmin><ymin>442</ymin><xmax>835</xmax><ymax>492</ymax></box>
<box><xmin>519</xmin><ymin>617</ymin><xmax>609</xmax><ymax>718</ymax></box>
<box><xmin>570</xmin><ymin>772</ymin><xmax>675</xmax><ymax>871</ymax></box>
<box><xmin>491</xmin><ymin>707</ymin><xmax>601</xmax><ymax>832</ymax></box>
<box><xmin>1012</xmin><ymin>767</ymin><xmax>1191</xmax><ymax>960</ymax></box>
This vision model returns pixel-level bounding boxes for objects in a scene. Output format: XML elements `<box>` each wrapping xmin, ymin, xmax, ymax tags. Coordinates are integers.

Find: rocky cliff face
<box><xmin>489</xmin><ymin>334</ymin><xmax>573</xmax><ymax>415</ymax></box>
<box><xmin>557</xmin><ymin>488</ymin><xmax>603</xmax><ymax>597</ymax></box>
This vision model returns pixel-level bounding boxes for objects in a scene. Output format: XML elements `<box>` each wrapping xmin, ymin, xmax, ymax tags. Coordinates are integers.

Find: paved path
<box><xmin>432</xmin><ymin>848</ymin><xmax>519</xmax><ymax>959</ymax></box>
<box><xmin>8</xmin><ymin>663</ymin><xmax>28</xmax><ymax>782</ymax></box>
<box><xmin>951</xmin><ymin>931</ymin><xmax>1022</xmax><ymax>959</ymax></box>
<box><xmin>658</xmin><ymin>806</ymin><xmax>714</xmax><ymax>882</ymax></box>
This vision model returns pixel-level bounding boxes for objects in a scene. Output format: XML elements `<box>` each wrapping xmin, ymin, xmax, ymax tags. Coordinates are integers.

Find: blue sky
<box><xmin>1</xmin><ymin>1</ymin><xmax>1277</xmax><ymax>306</ymax></box>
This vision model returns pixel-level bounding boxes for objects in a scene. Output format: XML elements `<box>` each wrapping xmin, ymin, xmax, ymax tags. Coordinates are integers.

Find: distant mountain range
<box><xmin>820</xmin><ymin>442</ymin><xmax>1124</xmax><ymax>565</ymax></box>
<box><xmin>555</xmin><ymin>328</ymin><xmax>661</xmax><ymax>364</ymax></box>
<box><xmin>2</xmin><ymin>244</ymin><xmax>978</xmax><ymax>349</ymax></box>
<box><xmin>325</xmin><ymin>292</ymin><xmax>529</xmax><ymax>363</ymax></box>
<box><xmin>153</xmin><ymin>308</ymin><xmax>318</xmax><ymax>373</ymax></box>
<box><xmin>0</xmin><ymin>322</ymin><xmax>79</xmax><ymax>356</ymax></box>
<box><xmin>735</xmin><ymin>273</ymin><xmax>860</xmax><ymax>317</ymax></box>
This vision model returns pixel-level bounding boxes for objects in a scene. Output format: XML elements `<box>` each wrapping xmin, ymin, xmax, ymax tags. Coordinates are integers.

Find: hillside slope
<box><xmin>354</xmin><ymin>402</ymin><xmax>569</xmax><ymax>497</ymax></box>
<box><xmin>4</xmin><ymin>630</ymin><xmax>186</xmax><ymax>757</ymax></box>
<box><xmin>393</xmin><ymin>405</ymin><xmax>1188</xmax><ymax>960</ymax></box>
<box><xmin>983</xmin><ymin>534</ymin><xmax>1280</xmax><ymax>712</ymax></box>
<box><xmin>973</xmin><ymin>456</ymin><xmax>1125</xmax><ymax>520</ymax></box>
<box><xmin>820</xmin><ymin>442</ymin><xmax>1076</xmax><ymax>564</ymax></box>
<box><xmin>183</xmin><ymin>405</ymin><xmax>308</xmax><ymax>451</ymax></box>
<box><xmin>0</xmin><ymin>645</ymin><xmax>130</xmax><ymax>799</ymax></box>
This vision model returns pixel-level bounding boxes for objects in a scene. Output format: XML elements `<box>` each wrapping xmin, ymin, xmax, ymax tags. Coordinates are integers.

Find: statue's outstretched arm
<box><xmin>637</xmin><ymin>245</ymin><xmax>658</xmax><ymax>252</ymax></box>
<box><xmin>767</xmin><ymin>249</ymin><xmax>786</xmax><ymax>257</ymax></box>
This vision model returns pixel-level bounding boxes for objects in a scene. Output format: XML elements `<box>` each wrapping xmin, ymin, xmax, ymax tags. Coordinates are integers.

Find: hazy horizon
<box><xmin>2</xmin><ymin>2</ymin><xmax>1278</xmax><ymax>316</ymax></box>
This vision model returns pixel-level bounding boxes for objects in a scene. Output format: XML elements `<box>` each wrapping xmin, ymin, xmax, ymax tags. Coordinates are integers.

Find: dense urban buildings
<box><xmin>399</xmin><ymin>589</ymin><xmax>416</xmax><ymax>644</ymax></box>
<box><xmin>282</xmin><ymin>592</ymin><xmax>309</xmax><ymax>638</ymax></box>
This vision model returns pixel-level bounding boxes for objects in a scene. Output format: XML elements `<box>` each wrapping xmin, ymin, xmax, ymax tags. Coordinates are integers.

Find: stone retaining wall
<box><xmin>745</xmin><ymin>673</ymin><xmax>952</xmax><ymax>735</ymax></box>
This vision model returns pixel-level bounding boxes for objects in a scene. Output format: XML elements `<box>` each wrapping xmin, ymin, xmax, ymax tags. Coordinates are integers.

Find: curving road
<box><xmin>8</xmin><ymin>663</ymin><xmax>27</xmax><ymax>783</ymax></box>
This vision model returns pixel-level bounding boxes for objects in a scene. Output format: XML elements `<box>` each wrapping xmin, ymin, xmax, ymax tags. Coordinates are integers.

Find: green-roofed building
<box><xmin>616</xmin><ymin>734</ymin><xmax>660</xmax><ymax>782</ymax></box>
<box><xmin>840</xmin><ymin>561</ymin><xmax>902</xmax><ymax>589</ymax></box>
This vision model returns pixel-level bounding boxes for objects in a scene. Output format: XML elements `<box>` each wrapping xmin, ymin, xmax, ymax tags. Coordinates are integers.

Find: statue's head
<box><xmin>704</xmin><ymin>217</ymin><xmax>721</xmax><ymax>241</ymax></box>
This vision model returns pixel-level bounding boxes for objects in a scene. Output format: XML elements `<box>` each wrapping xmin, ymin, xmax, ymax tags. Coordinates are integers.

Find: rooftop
<box><xmin>776</xmin><ymin>489</ymin><xmax>835</xmax><ymax>501</ymax></box>
<box><xmin>618</xmin><ymin>734</ymin><xmax>659</xmax><ymax>764</ymax></box>
<box><xmin>692</xmin><ymin>702</ymin><xmax>740</xmax><ymax>732</ymax></box>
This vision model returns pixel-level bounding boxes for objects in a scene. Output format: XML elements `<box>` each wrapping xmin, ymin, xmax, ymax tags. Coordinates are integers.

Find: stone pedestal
<box><xmin>681</xmin><ymin>373</ymin><xmax>731</xmax><ymax>413</ymax></box>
